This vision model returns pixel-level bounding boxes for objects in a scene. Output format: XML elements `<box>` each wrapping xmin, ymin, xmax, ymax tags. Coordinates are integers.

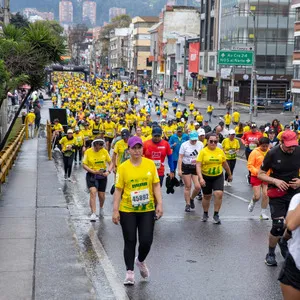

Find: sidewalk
<box><xmin>0</xmin><ymin>104</ymin><xmax>94</xmax><ymax>299</ymax></box>
<box><xmin>154</xmin><ymin>89</ymin><xmax>295</xmax><ymax>127</ymax></box>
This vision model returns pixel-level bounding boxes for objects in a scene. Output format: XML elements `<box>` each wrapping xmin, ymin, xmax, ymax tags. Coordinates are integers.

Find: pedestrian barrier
<box><xmin>0</xmin><ymin>125</ymin><xmax>25</xmax><ymax>190</ymax></box>
<box><xmin>46</xmin><ymin>121</ymin><xmax>52</xmax><ymax>160</ymax></box>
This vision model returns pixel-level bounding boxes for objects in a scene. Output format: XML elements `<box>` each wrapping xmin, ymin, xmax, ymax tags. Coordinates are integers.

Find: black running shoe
<box><xmin>278</xmin><ymin>238</ymin><xmax>289</xmax><ymax>259</ymax></box>
<box><xmin>265</xmin><ymin>253</ymin><xmax>277</xmax><ymax>266</ymax></box>
<box><xmin>190</xmin><ymin>199</ymin><xmax>195</xmax><ymax>209</ymax></box>
<box><xmin>180</xmin><ymin>179</ymin><xmax>184</xmax><ymax>187</ymax></box>
<box><xmin>185</xmin><ymin>204</ymin><xmax>191</xmax><ymax>212</ymax></box>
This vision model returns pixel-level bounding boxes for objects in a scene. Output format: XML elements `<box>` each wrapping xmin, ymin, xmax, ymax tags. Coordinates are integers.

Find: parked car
<box><xmin>283</xmin><ymin>100</ymin><xmax>293</xmax><ymax>111</ymax></box>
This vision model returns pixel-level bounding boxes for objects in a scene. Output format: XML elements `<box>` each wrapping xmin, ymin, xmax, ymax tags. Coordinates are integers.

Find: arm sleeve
<box><xmin>167</xmin><ymin>154</ymin><xmax>175</xmax><ymax>172</ymax></box>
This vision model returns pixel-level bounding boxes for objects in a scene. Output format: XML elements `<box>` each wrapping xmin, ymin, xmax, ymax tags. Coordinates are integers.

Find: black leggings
<box><xmin>63</xmin><ymin>153</ymin><xmax>74</xmax><ymax>177</ymax></box>
<box><xmin>74</xmin><ymin>146</ymin><xmax>83</xmax><ymax>162</ymax></box>
<box><xmin>225</xmin><ymin>159</ymin><xmax>236</xmax><ymax>180</ymax></box>
<box><xmin>120</xmin><ymin>211</ymin><xmax>155</xmax><ymax>271</ymax></box>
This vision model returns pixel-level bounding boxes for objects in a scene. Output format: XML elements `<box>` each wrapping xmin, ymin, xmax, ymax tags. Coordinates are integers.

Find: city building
<box><xmin>22</xmin><ymin>8</ymin><xmax>54</xmax><ymax>21</ymax></box>
<box><xmin>291</xmin><ymin>0</ymin><xmax>300</xmax><ymax>113</ymax></box>
<box><xmin>218</xmin><ymin>0</ymin><xmax>295</xmax><ymax>104</ymax></box>
<box><xmin>149</xmin><ymin>6</ymin><xmax>200</xmax><ymax>90</ymax></box>
<box><xmin>109</xmin><ymin>28</ymin><xmax>131</xmax><ymax>75</ymax></box>
<box><xmin>82</xmin><ymin>0</ymin><xmax>97</xmax><ymax>26</ymax></box>
<box><xmin>132</xmin><ymin>16</ymin><xmax>159</xmax><ymax>84</ymax></box>
<box><xmin>109</xmin><ymin>7</ymin><xmax>126</xmax><ymax>22</ymax></box>
<box><xmin>59</xmin><ymin>0</ymin><xmax>73</xmax><ymax>24</ymax></box>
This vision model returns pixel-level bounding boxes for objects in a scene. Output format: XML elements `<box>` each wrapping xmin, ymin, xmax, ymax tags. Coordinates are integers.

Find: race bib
<box><xmin>107</xmin><ymin>131</ymin><xmax>113</xmax><ymax>137</ymax></box>
<box><xmin>249</xmin><ymin>143</ymin><xmax>256</xmax><ymax>150</ymax></box>
<box><xmin>153</xmin><ymin>160</ymin><xmax>161</xmax><ymax>169</ymax></box>
<box><xmin>131</xmin><ymin>189</ymin><xmax>150</xmax><ymax>207</ymax></box>
<box><xmin>228</xmin><ymin>149</ymin><xmax>235</xmax><ymax>155</ymax></box>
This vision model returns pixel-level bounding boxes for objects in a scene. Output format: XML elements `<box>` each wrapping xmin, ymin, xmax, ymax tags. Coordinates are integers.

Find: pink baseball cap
<box><xmin>281</xmin><ymin>131</ymin><xmax>298</xmax><ymax>147</ymax></box>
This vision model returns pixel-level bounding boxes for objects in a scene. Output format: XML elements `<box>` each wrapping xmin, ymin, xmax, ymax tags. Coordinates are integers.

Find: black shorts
<box><xmin>105</xmin><ymin>137</ymin><xmax>113</xmax><ymax>143</ymax></box>
<box><xmin>202</xmin><ymin>174</ymin><xmax>224</xmax><ymax>195</ymax></box>
<box><xmin>269</xmin><ymin>195</ymin><xmax>293</xmax><ymax>219</ymax></box>
<box><xmin>182</xmin><ymin>163</ymin><xmax>197</xmax><ymax>175</ymax></box>
<box><xmin>279</xmin><ymin>253</ymin><xmax>300</xmax><ymax>291</ymax></box>
<box><xmin>86</xmin><ymin>173</ymin><xmax>107</xmax><ymax>192</ymax></box>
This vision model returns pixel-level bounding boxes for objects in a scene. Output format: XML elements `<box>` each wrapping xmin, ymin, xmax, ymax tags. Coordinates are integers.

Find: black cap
<box><xmin>219</xmin><ymin>121</ymin><xmax>224</xmax><ymax>126</ymax></box>
<box><xmin>251</xmin><ymin>123</ymin><xmax>257</xmax><ymax>128</ymax></box>
<box><xmin>177</xmin><ymin>126</ymin><xmax>183</xmax><ymax>132</ymax></box>
<box><xmin>121</xmin><ymin>129</ymin><xmax>130</xmax><ymax>138</ymax></box>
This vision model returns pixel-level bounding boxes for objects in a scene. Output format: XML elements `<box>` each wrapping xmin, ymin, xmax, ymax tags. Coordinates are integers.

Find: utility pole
<box><xmin>3</xmin><ymin>0</ymin><xmax>10</xmax><ymax>25</ymax></box>
<box><xmin>183</xmin><ymin>36</ymin><xmax>187</xmax><ymax>101</ymax></box>
<box><xmin>252</xmin><ymin>13</ymin><xmax>258</xmax><ymax>117</ymax></box>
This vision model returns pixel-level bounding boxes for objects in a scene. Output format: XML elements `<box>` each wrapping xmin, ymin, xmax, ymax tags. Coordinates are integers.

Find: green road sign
<box><xmin>218</xmin><ymin>50</ymin><xmax>254</xmax><ymax>66</ymax></box>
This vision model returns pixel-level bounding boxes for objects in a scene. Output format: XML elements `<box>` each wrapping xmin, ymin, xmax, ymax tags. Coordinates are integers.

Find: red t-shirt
<box><xmin>143</xmin><ymin>139</ymin><xmax>172</xmax><ymax>176</ymax></box>
<box><xmin>241</xmin><ymin>131</ymin><xmax>263</xmax><ymax>151</ymax></box>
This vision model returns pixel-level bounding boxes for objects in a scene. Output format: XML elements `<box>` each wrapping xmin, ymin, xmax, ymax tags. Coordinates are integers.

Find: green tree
<box><xmin>10</xmin><ymin>12</ymin><xmax>30</xmax><ymax>29</ymax></box>
<box><xmin>0</xmin><ymin>21</ymin><xmax>66</xmax><ymax>148</ymax></box>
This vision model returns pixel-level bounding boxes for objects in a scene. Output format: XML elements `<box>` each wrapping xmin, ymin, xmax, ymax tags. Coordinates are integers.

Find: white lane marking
<box><xmin>88</xmin><ymin>227</ymin><xmax>130</xmax><ymax>300</ymax></box>
<box><xmin>223</xmin><ymin>190</ymin><xmax>250</xmax><ymax>203</ymax></box>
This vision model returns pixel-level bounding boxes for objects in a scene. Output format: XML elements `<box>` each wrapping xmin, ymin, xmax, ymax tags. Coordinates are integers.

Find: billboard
<box><xmin>188</xmin><ymin>42</ymin><xmax>200</xmax><ymax>73</ymax></box>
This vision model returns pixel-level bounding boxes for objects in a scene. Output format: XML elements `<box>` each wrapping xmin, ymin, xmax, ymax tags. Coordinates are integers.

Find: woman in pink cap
<box><xmin>112</xmin><ymin>136</ymin><xmax>163</xmax><ymax>285</ymax></box>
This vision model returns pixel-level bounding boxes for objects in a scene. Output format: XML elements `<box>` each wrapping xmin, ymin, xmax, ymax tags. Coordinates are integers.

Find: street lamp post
<box><xmin>183</xmin><ymin>36</ymin><xmax>187</xmax><ymax>102</ymax></box>
<box><xmin>234</xmin><ymin>5</ymin><xmax>258</xmax><ymax>119</ymax></box>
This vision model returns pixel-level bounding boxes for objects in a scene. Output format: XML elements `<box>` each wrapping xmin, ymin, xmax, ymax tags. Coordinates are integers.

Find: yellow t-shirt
<box><xmin>189</xmin><ymin>103</ymin><xmax>195</xmax><ymax>111</ymax></box>
<box><xmin>207</xmin><ymin>106</ymin><xmax>214</xmax><ymax>113</ymax></box>
<box><xmin>235</xmin><ymin>126</ymin><xmax>243</xmax><ymax>135</ymax></box>
<box><xmin>196</xmin><ymin>147</ymin><xmax>226</xmax><ymax>176</ymax></box>
<box><xmin>221</xmin><ymin>138</ymin><xmax>240</xmax><ymax>160</ymax></box>
<box><xmin>277</xmin><ymin>131</ymin><xmax>283</xmax><ymax>141</ymax></box>
<box><xmin>232</xmin><ymin>112</ymin><xmax>240</xmax><ymax>123</ymax></box>
<box><xmin>82</xmin><ymin>147</ymin><xmax>111</xmax><ymax>171</ymax></box>
<box><xmin>73</xmin><ymin>132</ymin><xmax>85</xmax><ymax>147</ymax></box>
<box><xmin>115</xmin><ymin>158</ymin><xmax>160</xmax><ymax>213</ymax></box>
<box><xmin>53</xmin><ymin>123</ymin><xmax>63</xmax><ymax>131</ymax></box>
<box><xmin>243</xmin><ymin>125</ymin><xmax>250</xmax><ymax>133</ymax></box>
<box><xmin>114</xmin><ymin>139</ymin><xmax>130</xmax><ymax>167</ymax></box>
<box><xmin>175</xmin><ymin>111</ymin><xmax>182</xmax><ymax>119</ymax></box>
<box><xmin>26</xmin><ymin>113</ymin><xmax>35</xmax><ymax>124</ymax></box>
<box><xmin>196</xmin><ymin>114</ymin><xmax>204</xmax><ymax>123</ymax></box>
<box><xmin>224</xmin><ymin>114</ymin><xmax>231</xmax><ymax>125</ymax></box>
<box><xmin>59</xmin><ymin>136</ymin><xmax>76</xmax><ymax>153</ymax></box>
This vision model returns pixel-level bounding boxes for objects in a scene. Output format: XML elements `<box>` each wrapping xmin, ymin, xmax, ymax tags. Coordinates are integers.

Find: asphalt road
<box><xmin>46</xmin><ymin>95</ymin><xmax>283</xmax><ymax>300</ymax></box>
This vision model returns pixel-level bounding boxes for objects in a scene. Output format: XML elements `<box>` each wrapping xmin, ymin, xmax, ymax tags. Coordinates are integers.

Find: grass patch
<box><xmin>5</xmin><ymin>118</ymin><xmax>23</xmax><ymax>147</ymax></box>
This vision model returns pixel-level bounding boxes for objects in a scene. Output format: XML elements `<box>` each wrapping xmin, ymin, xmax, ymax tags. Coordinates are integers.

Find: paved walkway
<box><xmin>0</xmin><ymin>102</ymin><xmax>94</xmax><ymax>300</ymax></box>
<box><xmin>153</xmin><ymin>89</ymin><xmax>295</xmax><ymax>127</ymax></box>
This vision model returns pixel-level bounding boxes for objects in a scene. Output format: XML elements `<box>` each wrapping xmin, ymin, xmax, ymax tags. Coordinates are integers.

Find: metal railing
<box><xmin>0</xmin><ymin>125</ymin><xmax>25</xmax><ymax>191</ymax></box>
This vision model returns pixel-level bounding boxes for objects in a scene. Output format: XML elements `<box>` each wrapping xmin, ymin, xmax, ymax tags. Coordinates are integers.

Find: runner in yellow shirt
<box><xmin>196</xmin><ymin>133</ymin><xmax>232</xmax><ymax>224</ymax></box>
<box><xmin>83</xmin><ymin>138</ymin><xmax>113</xmax><ymax>221</ymax></box>
<box><xmin>224</xmin><ymin>112</ymin><xmax>232</xmax><ymax>129</ymax></box>
<box><xmin>112</xmin><ymin>136</ymin><xmax>163</xmax><ymax>285</ymax></box>
<box><xmin>103</xmin><ymin>116</ymin><xmax>116</xmax><ymax>151</ymax></box>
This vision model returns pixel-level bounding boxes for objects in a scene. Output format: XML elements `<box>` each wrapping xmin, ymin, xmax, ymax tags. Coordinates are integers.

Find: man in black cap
<box><xmin>203</xmin><ymin>120</ymin><xmax>211</xmax><ymax>134</ymax></box>
<box><xmin>111</xmin><ymin>129</ymin><xmax>131</xmax><ymax>172</ymax></box>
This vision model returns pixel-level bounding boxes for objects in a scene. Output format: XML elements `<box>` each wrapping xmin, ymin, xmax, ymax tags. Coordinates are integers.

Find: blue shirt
<box><xmin>169</xmin><ymin>133</ymin><xmax>189</xmax><ymax>161</ymax></box>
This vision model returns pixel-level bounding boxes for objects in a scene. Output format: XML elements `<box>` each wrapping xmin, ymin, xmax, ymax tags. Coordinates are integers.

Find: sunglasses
<box><xmin>94</xmin><ymin>142</ymin><xmax>104</xmax><ymax>146</ymax></box>
<box><xmin>209</xmin><ymin>140</ymin><xmax>218</xmax><ymax>144</ymax></box>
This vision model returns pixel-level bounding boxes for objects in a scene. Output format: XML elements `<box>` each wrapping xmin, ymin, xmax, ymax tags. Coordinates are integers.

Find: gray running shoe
<box><xmin>213</xmin><ymin>214</ymin><xmax>221</xmax><ymax>224</ymax></box>
<box><xmin>202</xmin><ymin>213</ymin><xmax>209</xmax><ymax>222</ymax></box>
<box><xmin>265</xmin><ymin>253</ymin><xmax>277</xmax><ymax>266</ymax></box>
<box><xmin>185</xmin><ymin>204</ymin><xmax>191</xmax><ymax>212</ymax></box>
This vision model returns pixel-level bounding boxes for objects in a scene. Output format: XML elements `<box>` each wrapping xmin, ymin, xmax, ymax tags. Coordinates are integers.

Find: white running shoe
<box><xmin>248</xmin><ymin>199</ymin><xmax>256</xmax><ymax>212</ymax></box>
<box><xmin>135</xmin><ymin>257</ymin><xmax>149</xmax><ymax>279</ymax></box>
<box><xmin>224</xmin><ymin>181</ymin><xmax>228</xmax><ymax>187</ymax></box>
<box><xmin>90</xmin><ymin>213</ymin><xmax>96</xmax><ymax>222</ymax></box>
<box><xmin>227</xmin><ymin>182</ymin><xmax>232</xmax><ymax>187</ymax></box>
<box><xmin>260</xmin><ymin>210</ymin><xmax>269</xmax><ymax>220</ymax></box>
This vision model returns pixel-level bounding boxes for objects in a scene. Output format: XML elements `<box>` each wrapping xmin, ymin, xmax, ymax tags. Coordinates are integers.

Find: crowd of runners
<box><xmin>49</xmin><ymin>72</ymin><xmax>300</xmax><ymax>297</ymax></box>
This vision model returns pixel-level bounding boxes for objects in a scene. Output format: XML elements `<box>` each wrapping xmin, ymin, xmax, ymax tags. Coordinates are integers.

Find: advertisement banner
<box><xmin>188</xmin><ymin>42</ymin><xmax>200</xmax><ymax>73</ymax></box>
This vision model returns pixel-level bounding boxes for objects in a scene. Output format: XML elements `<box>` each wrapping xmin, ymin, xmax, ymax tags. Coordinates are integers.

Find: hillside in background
<box><xmin>11</xmin><ymin>0</ymin><xmax>200</xmax><ymax>25</ymax></box>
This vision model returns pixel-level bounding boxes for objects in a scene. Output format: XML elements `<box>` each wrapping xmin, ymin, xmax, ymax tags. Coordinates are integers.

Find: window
<box><xmin>296</xmin><ymin>8</ymin><xmax>300</xmax><ymax>22</ymax></box>
<box><xmin>295</xmin><ymin>36</ymin><xmax>300</xmax><ymax>51</ymax></box>
<box><xmin>294</xmin><ymin>65</ymin><xmax>300</xmax><ymax>79</ymax></box>
<box><xmin>209</xmin><ymin>56</ymin><xmax>215</xmax><ymax>71</ymax></box>
<box><xmin>200</xmin><ymin>56</ymin><xmax>203</xmax><ymax>70</ymax></box>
